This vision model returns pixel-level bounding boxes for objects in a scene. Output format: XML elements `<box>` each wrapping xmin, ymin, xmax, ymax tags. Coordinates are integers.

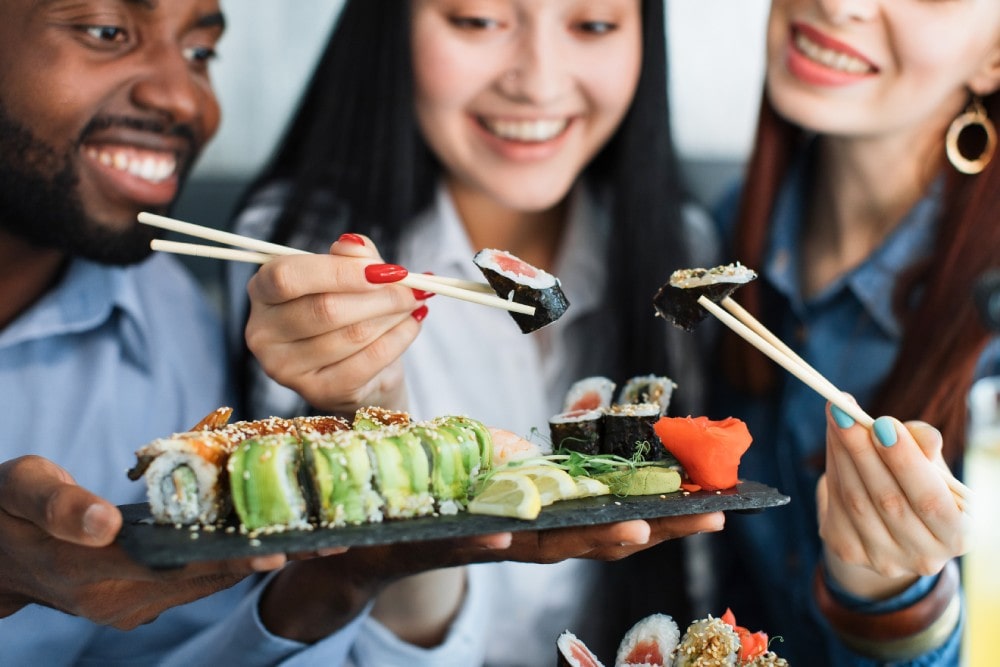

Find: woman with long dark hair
<box><xmin>708</xmin><ymin>0</ymin><xmax>1000</xmax><ymax>664</ymax></box>
<box><xmin>228</xmin><ymin>1</ymin><xmax>721</xmax><ymax>663</ymax></box>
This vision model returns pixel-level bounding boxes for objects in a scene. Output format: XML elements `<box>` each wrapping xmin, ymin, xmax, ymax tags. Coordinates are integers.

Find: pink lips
<box><xmin>786</xmin><ymin>22</ymin><xmax>877</xmax><ymax>87</ymax></box>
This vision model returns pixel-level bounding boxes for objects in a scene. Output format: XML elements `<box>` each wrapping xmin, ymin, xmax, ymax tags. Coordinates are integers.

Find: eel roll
<box><xmin>615</xmin><ymin>613</ymin><xmax>680</xmax><ymax>667</ymax></box>
<box><xmin>653</xmin><ymin>263</ymin><xmax>757</xmax><ymax>332</ymax></box>
<box><xmin>129</xmin><ymin>430</ymin><xmax>238</xmax><ymax>525</ymax></box>
<box><xmin>301</xmin><ymin>430</ymin><xmax>383</xmax><ymax>527</ymax></box>
<box><xmin>557</xmin><ymin>631</ymin><xmax>606</xmax><ymax>667</ymax></box>
<box><xmin>228</xmin><ymin>434</ymin><xmax>310</xmax><ymax>532</ymax></box>
<box><xmin>353</xmin><ymin>406</ymin><xmax>411</xmax><ymax>431</ymax></box>
<box><xmin>367</xmin><ymin>430</ymin><xmax>434</xmax><ymax>519</ymax></box>
<box><xmin>473</xmin><ymin>248</ymin><xmax>570</xmax><ymax>333</ymax></box>
<box><xmin>294</xmin><ymin>414</ymin><xmax>351</xmax><ymax>436</ymax></box>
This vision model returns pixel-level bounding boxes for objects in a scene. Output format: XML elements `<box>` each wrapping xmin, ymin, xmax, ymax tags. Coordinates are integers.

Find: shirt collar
<box><xmin>766</xmin><ymin>150</ymin><xmax>940</xmax><ymax>337</ymax></box>
<box><xmin>0</xmin><ymin>259</ymin><xmax>151</xmax><ymax>368</ymax></box>
<box><xmin>402</xmin><ymin>183</ymin><xmax>608</xmax><ymax>320</ymax></box>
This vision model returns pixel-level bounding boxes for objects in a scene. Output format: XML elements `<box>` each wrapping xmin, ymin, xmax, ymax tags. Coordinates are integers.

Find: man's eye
<box><xmin>84</xmin><ymin>25</ymin><xmax>127</xmax><ymax>42</ymax></box>
<box><xmin>183</xmin><ymin>46</ymin><xmax>218</xmax><ymax>64</ymax></box>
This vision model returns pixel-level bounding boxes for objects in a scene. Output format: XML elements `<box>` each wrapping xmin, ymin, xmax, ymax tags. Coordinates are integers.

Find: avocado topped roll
<box><xmin>410</xmin><ymin>424</ymin><xmax>471</xmax><ymax>515</ymax></box>
<box><xmin>366</xmin><ymin>430</ymin><xmax>434</xmax><ymax>519</ymax></box>
<box><xmin>228</xmin><ymin>434</ymin><xmax>310</xmax><ymax>533</ymax></box>
<box><xmin>353</xmin><ymin>406</ymin><xmax>410</xmax><ymax>431</ymax></box>
<box><xmin>301</xmin><ymin>430</ymin><xmax>383</xmax><ymax>527</ymax></box>
<box><xmin>431</xmin><ymin>415</ymin><xmax>493</xmax><ymax>477</ymax></box>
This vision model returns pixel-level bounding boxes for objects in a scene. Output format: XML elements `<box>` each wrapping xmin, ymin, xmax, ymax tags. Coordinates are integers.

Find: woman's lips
<box><xmin>473</xmin><ymin>115</ymin><xmax>575</xmax><ymax>161</ymax></box>
<box><xmin>786</xmin><ymin>23</ymin><xmax>877</xmax><ymax>86</ymax></box>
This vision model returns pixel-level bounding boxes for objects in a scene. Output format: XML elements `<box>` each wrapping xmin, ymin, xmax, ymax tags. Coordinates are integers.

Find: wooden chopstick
<box><xmin>139</xmin><ymin>216</ymin><xmax>536</xmax><ymax>316</ymax></box>
<box><xmin>701</xmin><ymin>295</ymin><xmax>970</xmax><ymax>510</ymax></box>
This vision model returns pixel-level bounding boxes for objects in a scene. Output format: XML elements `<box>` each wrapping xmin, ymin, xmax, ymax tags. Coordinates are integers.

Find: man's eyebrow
<box><xmin>119</xmin><ymin>0</ymin><xmax>226</xmax><ymax>30</ymax></box>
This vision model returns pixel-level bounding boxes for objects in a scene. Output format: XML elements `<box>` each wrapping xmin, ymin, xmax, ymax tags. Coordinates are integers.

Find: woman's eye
<box><xmin>83</xmin><ymin>25</ymin><xmax>127</xmax><ymax>43</ymax></box>
<box><xmin>448</xmin><ymin>16</ymin><xmax>501</xmax><ymax>30</ymax></box>
<box><xmin>577</xmin><ymin>21</ymin><xmax>617</xmax><ymax>35</ymax></box>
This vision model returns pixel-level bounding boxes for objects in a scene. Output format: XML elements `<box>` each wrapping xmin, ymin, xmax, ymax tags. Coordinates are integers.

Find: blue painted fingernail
<box><xmin>873</xmin><ymin>417</ymin><xmax>898</xmax><ymax>447</ymax></box>
<box><xmin>831</xmin><ymin>405</ymin><xmax>855</xmax><ymax>429</ymax></box>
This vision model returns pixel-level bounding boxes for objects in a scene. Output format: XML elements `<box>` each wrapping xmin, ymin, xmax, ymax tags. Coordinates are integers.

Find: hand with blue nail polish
<box><xmin>818</xmin><ymin>411</ymin><xmax>971</xmax><ymax>601</ymax></box>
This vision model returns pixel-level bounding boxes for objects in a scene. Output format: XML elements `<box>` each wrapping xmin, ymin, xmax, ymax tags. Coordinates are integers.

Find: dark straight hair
<box><xmin>727</xmin><ymin>92</ymin><xmax>1000</xmax><ymax>465</ymax></box>
<box><xmin>237</xmin><ymin>0</ymin><xmax>694</xmax><ymax>397</ymax></box>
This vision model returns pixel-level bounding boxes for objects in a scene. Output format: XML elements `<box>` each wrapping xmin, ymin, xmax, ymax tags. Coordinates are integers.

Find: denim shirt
<box><xmin>710</xmin><ymin>156</ymin><xmax>997</xmax><ymax>666</ymax></box>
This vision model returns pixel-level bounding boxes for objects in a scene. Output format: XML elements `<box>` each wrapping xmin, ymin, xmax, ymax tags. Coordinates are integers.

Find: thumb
<box><xmin>903</xmin><ymin>420</ymin><xmax>945</xmax><ymax>461</ymax></box>
<box><xmin>0</xmin><ymin>456</ymin><xmax>122</xmax><ymax>547</ymax></box>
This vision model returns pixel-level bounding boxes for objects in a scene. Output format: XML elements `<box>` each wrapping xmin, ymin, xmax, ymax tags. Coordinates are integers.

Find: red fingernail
<box><xmin>412</xmin><ymin>289</ymin><xmax>435</xmax><ymax>300</ymax></box>
<box><xmin>338</xmin><ymin>233</ymin><xmax>366</xmax><ymax>246</ymax></box>
<box><xmin>365</xmin><ymin>263</ymin><xmax>408</xmax><ymax>283</ymax></box>
<box><xmin>411</xmin><ymin>305</ymin><xmax>429</xmax><ymax>322</ymax></box>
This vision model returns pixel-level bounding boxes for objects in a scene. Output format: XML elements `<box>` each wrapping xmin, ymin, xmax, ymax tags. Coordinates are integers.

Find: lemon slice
<box><xmin>516</xmin><ymin>466</ymin><xmax>580</xmax><ymax>506</ymax></box>
<box><xmin>468</xmin><ymin>473</ymin><xmax>542</xmax><ymax>519</ymax></box>
<box><xmin>573</xmin><ymin>476</ymin><xmax>611</xmax><ymax>498</ymax></box>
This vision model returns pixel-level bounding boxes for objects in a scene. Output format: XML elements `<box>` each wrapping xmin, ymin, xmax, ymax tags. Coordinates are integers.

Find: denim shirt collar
<box><xmin>0</xmin><ymin>259</ymin><xmax>151</xmax><ymax>369</ymax></box>
<box><xmin>766</xmin><ymin>150</ymin><xmax>941</xmax><ymax>338</ymax></box>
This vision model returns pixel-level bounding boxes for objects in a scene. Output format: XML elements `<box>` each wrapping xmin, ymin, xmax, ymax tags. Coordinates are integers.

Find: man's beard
<box><xmin>0</xmin><ymin>102</ymin><xmax>165</xmax><ymax>265</ymax></box>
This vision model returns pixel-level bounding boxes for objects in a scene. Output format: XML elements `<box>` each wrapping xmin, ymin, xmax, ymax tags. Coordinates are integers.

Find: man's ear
<box><xmin>968</xmin><ymin>43</ymin><xmax>1000</xmax><ymax>97</ymax></box>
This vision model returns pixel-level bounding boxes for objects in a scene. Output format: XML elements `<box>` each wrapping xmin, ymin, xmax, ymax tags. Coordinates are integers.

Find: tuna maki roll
<box><xmin>615</xmin><ymin>613</ymin><xmax>680</xmax><ymax>667</ymax></box>
<box><xmin>653</xmin><ymin>263</ymin><xmax>757</xmax><ymax>332</ymax></box>
<box><xmin>227</xmin><ymin>434</ymin><xmax>310</xmax><ymax>533</ymax></box>
<box><xmin>557</xmin><ymin>631</ymin><xmax>606</xmax><ymax>667</ymax></box>
<box><xmin>563</xmin><ymin>376</ymin><xmax>616</xmax><ymax>412</ymax></box>
<box><xmin>602</xmin><ymin>402</ymin><xmax>664</xmax><ymax>461</ymax></box>
<box><xmin>474</xmin><ymin>248</ymin><xmax>570</xmax><ymax>333</ymax></box>
<box><xmin>617</xmin><ymin>375</ymin><xmax>677</xmax><ymax>416</ymax></box>
<box><xmin>549</xmin><ymin>408</ymin><xmax>604</xmax><ymax>455</ymax></box>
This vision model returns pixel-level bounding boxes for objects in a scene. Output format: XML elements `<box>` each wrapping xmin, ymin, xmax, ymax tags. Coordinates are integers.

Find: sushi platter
<box><xmin>117</xmin><ymin>480</ymin><xmax>788</xmax><ymax>568</ymax></box>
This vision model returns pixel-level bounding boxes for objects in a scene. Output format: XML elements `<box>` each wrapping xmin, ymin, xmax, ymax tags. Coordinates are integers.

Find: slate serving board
<box><xmin>118</xmin><ymin>480</ymin><xmax>789</xmax><ymax>568</ymax></box>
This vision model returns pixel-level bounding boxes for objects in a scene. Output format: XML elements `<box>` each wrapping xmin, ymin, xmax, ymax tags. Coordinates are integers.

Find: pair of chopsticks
<box><xmin>138</xmin><ymin>212</ymin><xmax>535</xmax><ymax>316</ymax></box>
<box><xmin>698</xmin><ymin>294</ymin><xmax>970</xmax><ymax>512</ymax></box>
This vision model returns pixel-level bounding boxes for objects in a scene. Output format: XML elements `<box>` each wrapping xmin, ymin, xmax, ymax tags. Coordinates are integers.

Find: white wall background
<box><xmin>195</xmin><ymin>0</ymin><xmax>769</xmax><ymax>179</ymax></box>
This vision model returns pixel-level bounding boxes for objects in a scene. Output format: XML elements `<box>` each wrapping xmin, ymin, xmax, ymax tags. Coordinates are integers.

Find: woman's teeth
<box><xmin>86</xmin><ymin>147</ymin><xmax>177</xmax><ymax>183</ymax></box>
<box><xmin>482</xmin><ymin>118</ymin><xmax>568</xmax><ymax>142</ymax></box>
<box><xmin>795</xmin><ymin>31</ymin><xmax>872</xmax><ymax>74</ymax></box>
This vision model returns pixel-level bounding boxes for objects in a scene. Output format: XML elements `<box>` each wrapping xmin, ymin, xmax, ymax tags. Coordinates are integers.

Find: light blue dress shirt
<box><xmin>0</xmin><ymin>254</ymin><xmax>363</xmax><ymax>665</ymax></box>
<box><xmin>711</xmin><ymin>156</ymin><xmax>999</xmax><ymax>666</ymax></box>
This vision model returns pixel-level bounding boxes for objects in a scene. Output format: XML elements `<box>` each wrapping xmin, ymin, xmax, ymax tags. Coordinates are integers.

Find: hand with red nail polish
<box><xmin>246</xmin><ymin>241</ymin><xmax>424</xmax><ymax>415</ymax></box>
<box><xmin>364</xmin><ymin>263</ymin><xmax>408</xmax><ymax>284</ymax></box>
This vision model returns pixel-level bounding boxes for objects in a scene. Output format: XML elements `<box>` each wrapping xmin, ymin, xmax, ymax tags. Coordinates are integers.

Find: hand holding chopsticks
<box><xmin>139</xmin><ymin>213</ymin><xmax>535</xmax><ymax>316</ymax></box>
<box><xmin>697</xmin><ymin>294</ymin><xmax>970</xmax><ymax>511</ymax></box>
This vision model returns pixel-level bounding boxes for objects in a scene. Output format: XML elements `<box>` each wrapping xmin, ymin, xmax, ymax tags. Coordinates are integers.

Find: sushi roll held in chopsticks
<box><xmin>654</xmin><ymin>263</ymin><xmax>757</xmax><ymax>332</ymax></box>
<box><xmin>474</xmin><ymin>248</ymin><xmax>570</xmax><ymax>333</ymax></box>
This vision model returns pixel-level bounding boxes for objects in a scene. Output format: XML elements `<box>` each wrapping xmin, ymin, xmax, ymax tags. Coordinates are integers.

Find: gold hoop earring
<box><xmin>946</xmin><ymin>97</ymin><xmax>996</xmax><ymax>175</ymax></box>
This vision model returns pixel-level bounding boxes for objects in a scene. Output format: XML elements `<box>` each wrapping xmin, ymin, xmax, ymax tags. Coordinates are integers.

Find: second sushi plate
<box><xmin>117</xmin><ymin>481</ymin><xmax>789</xmax><ymax>568</ymax></box>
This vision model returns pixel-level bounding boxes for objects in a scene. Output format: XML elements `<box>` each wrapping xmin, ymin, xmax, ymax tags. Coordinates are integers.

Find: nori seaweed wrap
<box><xmin>653</xmin><ymin>263</ymin><xmax>757</xmax><ymax>331</ymax></box>
<box><xmin>473</xmin><ymin>248</ymin><xmax>570</xmax><ymax>333</ymax></box>
<box><xmin>601</xmin><ymin>402</ymin><xmax>664</xmax><ymax>461</ymax></box>
<box><xmin>549</xmin><ymin>408</ymin><xmax>604</xmax><ymax>455</ymax></box>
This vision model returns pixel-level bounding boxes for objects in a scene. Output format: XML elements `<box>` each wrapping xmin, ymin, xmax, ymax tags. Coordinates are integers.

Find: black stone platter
<box><xmin>118</xmin><ymin>480</ymin><xmax>789</xmax><ymax>568</ymax></box>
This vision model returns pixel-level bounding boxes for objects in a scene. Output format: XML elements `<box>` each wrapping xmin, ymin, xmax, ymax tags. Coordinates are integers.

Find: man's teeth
<box><xmin>483</xmin><ymin>118</ymin><xmax>568</xmax><ymax>142</ymax></box>
<box><xmin>795</xmin><ymin>32</ymin><xmax>872</xmax><ymax>74</ymax></box>
<box><xmin>87</xmin><ymin>147</ymin><xmax>176</xmax><ymax>183</ymax></box>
